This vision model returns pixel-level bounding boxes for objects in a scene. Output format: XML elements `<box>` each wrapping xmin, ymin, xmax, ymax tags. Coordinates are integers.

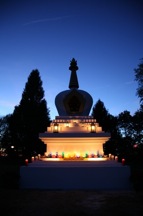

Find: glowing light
<box><xmin>122</xmin><ymin>158</ymin><xmax>125</xmax><ymax>165</ymax></box>
<box><xmin>111</xmin><ymin>155</ymin><xmax>114</xmax><ymax>160</ymax></box>
<box><xmin>42</xmin><ymin>158</ymin><xmax>60</xmax><ymax>161</ymax></box>
<box><xmin>108</xmin><ymin>154</ymin><xmax>111</xmax><ymax>159</ymax></box>
<box><xmin>85</xmin><ymin>158</ymin><xmax>107</xmax><ymax>161</ymax></box>
<box><xmin>115</xmin><ymin>156</ymin><xmax>118</xmax><ymax>161</ymax></box>
<box><xmin>25</xmin><ymin>159</ymin><xmax>28</xmax><ymax>166</ymax></box>
<box><xmin>91</xmin><ymin>123</ymin><xmax>95</xmax><ymax>133</ymax></box>
<box><xmin>53</xmin><ymin>123</ymin><xmax>59</xmax><ymax>133</ymax></box>
<box><xmin>133</xmin><ymin>144</ymin><xmax>138</xmax><ymax>148</ymax></box>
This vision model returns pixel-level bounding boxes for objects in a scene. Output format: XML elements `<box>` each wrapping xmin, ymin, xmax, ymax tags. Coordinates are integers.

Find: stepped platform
<box><xmin>20</xmin><ymin>159</ymin><xmax>133</xmax><ymax>190</ymax></box>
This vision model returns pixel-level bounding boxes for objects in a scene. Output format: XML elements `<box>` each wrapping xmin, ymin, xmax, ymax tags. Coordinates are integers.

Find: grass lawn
<box><xmin>1</xmin><ymin>157</ymin><xmax>143</xmax><ymax>216</ymax></box>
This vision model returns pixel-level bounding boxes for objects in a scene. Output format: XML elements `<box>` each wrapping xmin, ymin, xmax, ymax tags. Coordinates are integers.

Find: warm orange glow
<box><xmin>40</xmin><ymin>157</ymin><xmax>107</xmax><ymax>161</ymax></box>
<box><xmin>91</xmin><ymin>123</ymin><xmax>95</xmax><ymax>132</ymax></box>
<box><xmin>42</xmin><ymin>150</ymin><xmax>106</xmax><ymax>161</ymax></box>
<box><xmin>40</xmin><ymin>116</ymin><xmax>110</xmax><ymax>161</ymax></box>
<box><xmin>53</xmin><ymin>123</ymin><xmax>59</xmax><ymax>133</ymax></box>
<box><xmin>41</xmin><ymin>137</ymin><xmax>106</xmax><ymax>156</ymax></box>
<box><xmin>85</xmin><ymin>158</ymin><xmax>107</xmax><ymax>161</ymax></box>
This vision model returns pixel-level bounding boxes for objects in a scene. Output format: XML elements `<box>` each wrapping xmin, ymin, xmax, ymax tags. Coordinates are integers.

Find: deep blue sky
<box><xmin>0</xmin><ymin>0</ymin><xmax>143</xmax><ymax>119</ymax></box>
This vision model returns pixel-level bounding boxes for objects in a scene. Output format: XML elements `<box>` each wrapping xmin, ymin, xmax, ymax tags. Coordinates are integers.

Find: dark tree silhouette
<box><xmin>132</xmin><ymin>109</ymin><xmax>143</xmax><ymax>144</ymax></box>
<box><xmin>92</xmin><ymin>99</ymin><xmax>122</xmax><ymax>155</ymax></box>
<box><xmin>91</xmin><ymin>99</ymin><xmax>110</xmax><ymax>132</ymax></box>
<box><xmin>10</xmin><ymin>69</ymin><xmax>50</xmax><ymax>159</ymax></box>
<box><xmin>117</xmin><ymin>110</ymin><xmax>133</xmax><ymax>138</ymax></box>
<box><xmin>0</xmin><ymin>114</ymin><xmax>12</xmax><ymax>149</ymax></box>
<box><xmin>135</xmin><ymin>58</ymin><xmax>143</xmax><ymax>106</ymax></box>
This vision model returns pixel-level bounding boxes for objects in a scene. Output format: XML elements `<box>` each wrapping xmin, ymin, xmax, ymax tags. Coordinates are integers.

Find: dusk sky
<box><xmin>0</xmin><ymin>0</ymin><xmax>143</xmax><ymax>119</ymax></box>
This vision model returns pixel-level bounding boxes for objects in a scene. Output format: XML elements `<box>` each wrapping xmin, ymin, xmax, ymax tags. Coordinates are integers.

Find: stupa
<box><xmin>39</xmin><ymin>58</ymin><xmax>110</xmax><ymax>159</ymax></box>
<box><xmin>20</xmin><ymin>60</ymin><xmax>131</xmax><ymax>190</ymax></box>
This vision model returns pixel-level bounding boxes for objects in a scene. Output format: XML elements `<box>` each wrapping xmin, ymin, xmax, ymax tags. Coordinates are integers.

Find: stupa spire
<box><xmin>69</xmin><ymin>58</ymin><xmax>79</xmax><ymax>89</ymax></box>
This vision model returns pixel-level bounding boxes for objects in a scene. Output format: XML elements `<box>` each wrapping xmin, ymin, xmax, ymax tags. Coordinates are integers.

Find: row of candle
<box><xmin>108</xmin><ymin>154</ymin><xmax>118</xmax><ymax>161</ymax></box>
<box><xmin>108</xmin><ymin>154</ymin><xmax>126</xmax><ymax>165</ymax></box>
<box><xmin>46</xmin><ymin>154</ymin><xmax>103</xmax><ymax>159</ymax></box>
<box><xmin>24</xmin><ymin>154</ymin><xmax>126</xmax><ymax>166</ymax></box>
<box><xmin>25</xmin><ymin>154</ymin><xmax>41</xmax><ymax>165</ymax></box>
<box><xmin>45</xmin><ymin>152</ymin><xmax>104</xmax><ymax>158</ymax></box>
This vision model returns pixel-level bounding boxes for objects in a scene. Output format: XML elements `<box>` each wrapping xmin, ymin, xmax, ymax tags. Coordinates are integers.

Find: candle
<box><xmin>115</xmin><ymin>156</ymin><xmax>118</xmax><ymax>161</ymax></box>
<box><xmin>111</xmin><ymin>155</ymin><xmax>114</xmax><ymax>160</ymax></box>
<box><xmin>31</xmin><ymin>156</ymin><xmax>34</xmax><ymax>162</ymax></box>
<box><xmin>25</xmin><ymin>159</ymin><xmax>28</xmax><ymax>166</ymax></box>
<box><xmin>109</xmin><ymin>154</ymin><xmax>111</xmax><ymax>159</ymax></box>
<box><xmin>122</xmin><ymin>158</ymin><xmax>125</xmax><ymax>165</ymax></box>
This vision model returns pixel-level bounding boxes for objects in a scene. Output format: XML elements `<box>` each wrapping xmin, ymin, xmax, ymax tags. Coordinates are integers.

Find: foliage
<box><xmin>117</xmin><ymin>110</ymin><xmax>133</xmax><ymax>137</ymax></box>
<box><xmin>0</xmin><ymin>115</ymin><xmax>12</xmax><ymax>149</ymax></box>
<box><xmin>132</xmin><ymin>109</ymin><xmax>143</xmax><ymax>144</ymax></box>
<box><xmin>92</xmin><ymin>99</ymin><xmax>122</xmax><ymax>155</ymax></box>
<box><xmin>135</xmin><ymin>58</ymin><xmax>143</xmax><ymax>105</ymax></box>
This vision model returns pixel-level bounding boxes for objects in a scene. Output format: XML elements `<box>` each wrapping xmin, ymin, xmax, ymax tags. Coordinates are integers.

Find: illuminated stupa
<box><xmin>39</xmin><ymin>58</ymin><xmax>110</xmax><ymax>159</ymax></box>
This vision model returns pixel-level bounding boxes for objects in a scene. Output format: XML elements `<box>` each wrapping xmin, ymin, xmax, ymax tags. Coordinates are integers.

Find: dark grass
<box><xmin>1</xmin><ymin>157</ymin><xmax>143</xmax><ymax>216</ymax></box>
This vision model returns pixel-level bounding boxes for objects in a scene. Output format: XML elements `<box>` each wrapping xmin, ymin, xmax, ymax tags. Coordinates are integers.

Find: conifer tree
<box><xmin>91</xmin><ymin>99</ymin><xmax>109</xmax><ymax>132</ymax></box>
<box><xmin>11</xmin><ymin>69</ymin><xmax>50</xmax><ymax>159</ymax></box>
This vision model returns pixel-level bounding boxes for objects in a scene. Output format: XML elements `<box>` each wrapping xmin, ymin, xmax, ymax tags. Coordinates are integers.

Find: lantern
<box><xmin>90</xmin><ymin>123</ymin><xmax>95</xmax><ymax>133</ymax></box>
<box><xmin>53</xmin><ymin>123</ymin><xmax>59</xmax><ymax>133</ymax></box>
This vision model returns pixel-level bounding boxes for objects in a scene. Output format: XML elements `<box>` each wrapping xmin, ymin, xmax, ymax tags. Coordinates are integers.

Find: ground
<box><xmin>1</xmin><ymin>189</ymin><xmax>143</xmax><ymax>216</ymax></box>
<box><xmin>1</xmin><ymin>157</ymin><xmax>143</xmax><ymax>216</ymax></box>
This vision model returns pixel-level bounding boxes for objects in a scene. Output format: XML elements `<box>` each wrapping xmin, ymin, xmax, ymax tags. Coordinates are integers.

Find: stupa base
<box><xmin>20</xmin><ymin>160</ymin><xmax>133</xmax><ymax>190</ymax></box>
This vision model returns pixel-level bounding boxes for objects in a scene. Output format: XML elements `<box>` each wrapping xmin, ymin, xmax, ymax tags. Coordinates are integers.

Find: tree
<box><xmin>117</xmin><ymin>110</ymin><xmax>133</xmax><ymax>138</ymax></box>
<box><xmin>10</xmin><ymin>69</ymin><xmax>50</xmax><ymax>159</ymax></box>
<box><xmin>132</xmin><ymin>109</ymin><xmax>143</xmax><ymax>144</ymax></box>
<box><xmin>135</xmin><ymin>58</ymin><xmax>143</xmax><ymax>105</ymax></box>
<box><xmin>0</xmin><ymin>114</ymin><xmax>12</xmax><ymax>149</ymax></box>
<box><xmin>91</xmin><ymin>99</ymin><xmax>109</xmax><ymax>132</ymax></box>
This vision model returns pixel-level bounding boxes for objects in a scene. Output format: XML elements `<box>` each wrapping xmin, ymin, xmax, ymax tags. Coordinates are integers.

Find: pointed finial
<box><xmin>69</xmin><ymin>58</ymin><xmax>79</xmax><ymax>89</ymax></box>
<box><xmin>69</xmin><ymin>58</ymin><xmax>79</xmax><ymax>71</ymax></box>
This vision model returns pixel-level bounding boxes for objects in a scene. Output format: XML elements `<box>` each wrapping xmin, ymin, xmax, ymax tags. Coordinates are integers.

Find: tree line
<box><xmin>0</xmin><ymin>59</ymin><xmax>143</xmax><ymax>163</ymax></box>
<box><xmin>92</xmin><ymin>59</ymin><xmax>143</xmax><ymax>163</ymax></box>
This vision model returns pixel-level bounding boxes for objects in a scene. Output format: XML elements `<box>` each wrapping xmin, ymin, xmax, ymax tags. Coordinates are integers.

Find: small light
<box><xmin>133</xmin><ymin>144</ymin><xmax>138</xmax><ymax>148</ymax></box>
<box><xmin>53</xmin><ymin>123</ymin><xmax>59</xmax><ymax>133</ymax></box>
<box><xmin>122</xmin><ymin>158</ymin><xmax>125</xmax><ymax>165</ymax></box>
<box><xmin>25</xmin><ymin>159</ymin><xmax>28</xmax><ymax>166</ymax></box>
<box><xmin>111</xmin><ymin>155</ymin><xmax>114</xmax><ymax>160</ymax></box>
<box><xmin>108</xmin><ymin>153</ymin><xmax>111</xmax><ymax>159</ymax></box>
<box><xmin>91</xmin><ymin>123</ymin><xmax>95</xmax><ymax>133</ymax></box>
<box><xmin>115</xmin><ymin>156</ymin><xmax>118</xmax><ymax>161</ymax></box>
<box><xmin>66</xmin><ymin>121</ymin><xmax>69</xmax><ymax>127</ymax></box>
